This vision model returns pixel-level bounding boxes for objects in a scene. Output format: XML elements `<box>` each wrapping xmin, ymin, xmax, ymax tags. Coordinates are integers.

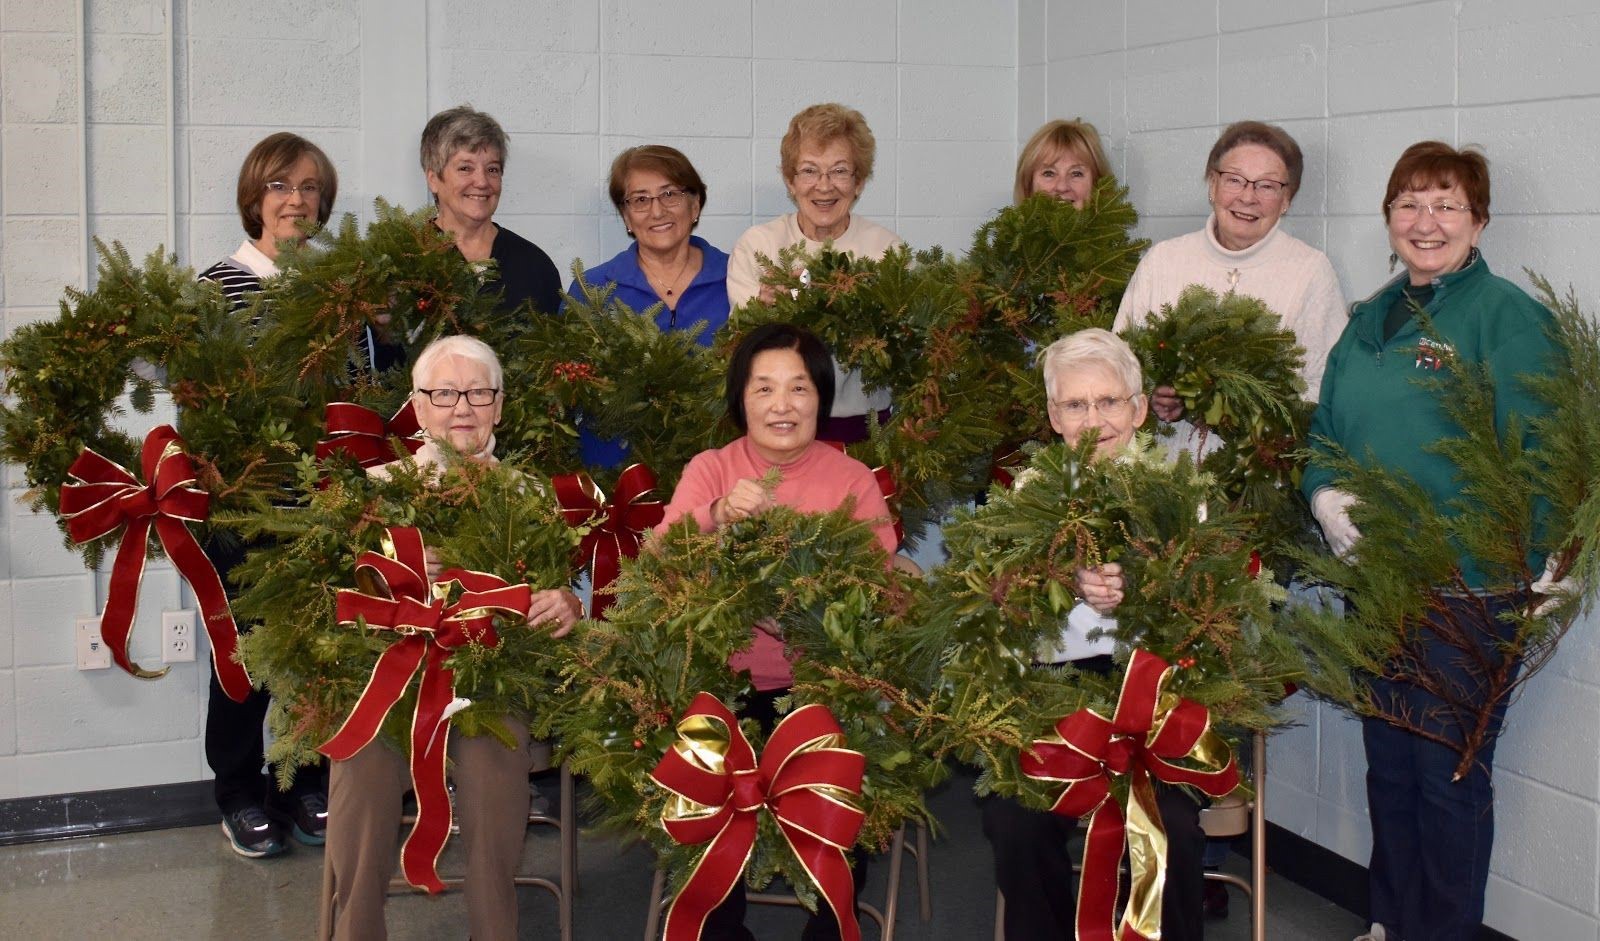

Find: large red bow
<box><xmin>315</xmin><ymin>401</ymin><xmax>423</xmax><ymax>469</ymax></box>
<box><xmin>552</xmin><ymin>463</ymin><xmax>664</xmax><ymax>619</ymax></box>
<box><xmin>1020</xmin><ymin>649</ymin><xmax>1240</xmax><ymax>941</ymax></box>
<box><xmin>319</xmin><ymin>526</ymin><xmax>532</xmax><ymax>893</ymax></box>
<box><xmin>58</xmin><ymin>425</ymin><xmax>252</xmax><ymax>702</ymax></box>
<box><xmin>989</xmin><ymin>443</ymin><xmax>1029</xmax><ymax>489</ymax></box>
<box><xmin>650</xmin><ymin>692</ymin><xmax>867</xmax><ymax>941</ymax></box>
<box><xmin>819</xmin><ymin>440</ymin><xmax>903</xmax><ymax>546</ymax></box>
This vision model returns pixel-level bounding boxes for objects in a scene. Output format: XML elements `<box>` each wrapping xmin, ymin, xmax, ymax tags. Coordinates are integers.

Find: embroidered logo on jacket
<box><xmin>1415</xmin><ymin>336</ymin><xmax>1455</xmax><ymax>371</ymax></box>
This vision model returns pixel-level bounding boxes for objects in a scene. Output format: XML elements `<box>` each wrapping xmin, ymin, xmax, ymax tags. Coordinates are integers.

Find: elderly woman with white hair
<box><xmin>983</xmin><ymin>328</ymin><xmax>1212</xmax><ymax>941</ymax></box>
<box><xmin>420</xmin><ymin>106</ymin><xmax>563</xmax><ymax>317</ymax></box>
<box><xmin>320</xmin><ymin>335</ymin><xmax>582</xmax><ymax>941</ymax></box>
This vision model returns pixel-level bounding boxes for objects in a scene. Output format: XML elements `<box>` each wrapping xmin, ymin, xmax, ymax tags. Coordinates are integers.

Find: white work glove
<box><xmin>1530</xmin><ymin>555</ymin><xmax>1581</xmax><ymax>618</ymax></box>
<box><xmin>1311</xmin><ymin>488</ymin><xmax>1361</xmax><ymax>561</ymax></box>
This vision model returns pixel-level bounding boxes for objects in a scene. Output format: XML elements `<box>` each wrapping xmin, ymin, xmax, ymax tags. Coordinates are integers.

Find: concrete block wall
<box><xmin>0</xmin><ymin>1</ymin><xmax>1022</xmax><ymax>803</ymax></box>
<box><xmin>1039</xmin><ymin>1</ymin><xmax>1600</xmax><ymax>936</ymax></box>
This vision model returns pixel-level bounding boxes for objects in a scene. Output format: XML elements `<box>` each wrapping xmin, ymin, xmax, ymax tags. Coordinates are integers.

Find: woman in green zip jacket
<box><xmin>1303</xmin><ymin>141</ymin><xmax>1554</xmax><ymax>941</ymax></box>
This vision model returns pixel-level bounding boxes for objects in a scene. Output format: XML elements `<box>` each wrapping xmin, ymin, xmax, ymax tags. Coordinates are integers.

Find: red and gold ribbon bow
<box><xmin>319</xmin><ymin>526</ymin><xmax>531</xmax><ymax>893</ymax></box>
<box><xmin>552</xmin><ymin>463</ymin><xmax>664</xmax><ymax>619</ymax></box>
<box><xmin>650</xmin><ymin>692</ymin><xmax>867</xmax><ymax>941</ymax></box>
<box><xmin>315</xmin><ymin>400</ymin><xmax>424</xmax><ymax>469</ymax></box>
<box><xmin>58</xmin><ymin>425</ymin><xmax>252</xmax><ymax>702</ymax></box>
<box><xmin>819</xmin><ymin>440</ymin><xmax>904</xmax><ymax>546</ymax></box>
<box><xmin>1020</xmin><ymin>649</ymin><xmax>1240</xmax><ymax>941</ymax></box>
<box><xmin>990</xmin><ymin>443</ymin><xmax>1030</xmax><ymax>489</ymax></box>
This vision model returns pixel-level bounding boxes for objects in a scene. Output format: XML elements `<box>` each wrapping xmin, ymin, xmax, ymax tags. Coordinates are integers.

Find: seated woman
<box><xmin>728</xmin><ymin>103</ymin><xmax>901</xmax><ymax>444</ymax></box>
<box><xmin>656</xmin><ymin>323</ymin><xmax>896</xmax><ymax>941</ymax></box>
<box><xmin>984</xmin><ymin>328</ymin><xmax>1208</xmax><ymax>941</ymax></box>
<box><xmin>1014</xmin><ymin>119</ymin><xmax>1111</xmax><ymax>209</ymax></box>
<box><xmin>570</xmin><ymin>144</ymin><xmax>731</xmax><ymax>467</ymax></box>
<box><xmin>321</xmin><ymin>335</ymin><xmax>582</xmax><ymax>941</ymax></box>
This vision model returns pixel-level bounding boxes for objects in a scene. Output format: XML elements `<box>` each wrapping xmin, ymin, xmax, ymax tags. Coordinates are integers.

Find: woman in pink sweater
<box><xmin>656</xmin><ymin>322</ymin><xmax>894</xmax><ymax>941</ymax></box>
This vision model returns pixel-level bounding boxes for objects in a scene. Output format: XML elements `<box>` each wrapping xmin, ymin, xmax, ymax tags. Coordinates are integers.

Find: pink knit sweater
<box><xmin>657</xmin><ymin>437</ymin><xmax>896</xmax><ymax>690</ymax></box>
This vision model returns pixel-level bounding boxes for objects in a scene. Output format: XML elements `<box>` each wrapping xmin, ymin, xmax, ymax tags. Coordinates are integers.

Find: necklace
<box><xmin>640</xmin><ymin>248</ymin><xmax>694</xmax><ymax>299</ymax></box>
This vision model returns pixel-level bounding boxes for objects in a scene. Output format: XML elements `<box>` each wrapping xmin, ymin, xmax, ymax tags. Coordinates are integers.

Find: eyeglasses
<box><xmin>621</xmin><ymin>188</ymin><xmax>693</xmax><ymax>214</ymax></box>
<box><xmin>415</xmin><ymin>387</ymin><xmax>500</xmax><ymax>407</ymax></box>
<box><xmin>264</xmin><ymin>180</ymin><xmax>322</xmax><ymax>198</ymax></box>
<box><xmin>1214</xmin><ymin>172</ymin><xmax>1287</xmax><ymax>199</ymax></box>
<box><xmin>794</xmin><ymin>166</ymin><xmax>855</xmax><ymax>186</ymax></box>
<box><xmin>1049</xmin><ymin>395</ymin><xmax>1137</xmax><ymax>420</ymax></box>
<box><xmin>1388</xmin><ymin>198</ymin><xmax>1471</xmax><ymax>221</ymax></box>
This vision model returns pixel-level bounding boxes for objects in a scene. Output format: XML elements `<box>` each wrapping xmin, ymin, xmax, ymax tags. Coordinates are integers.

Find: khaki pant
<box><xmin>320</xmin><ymin>715</ymin><xmax>536</xmax><ymax>941</ymax></box>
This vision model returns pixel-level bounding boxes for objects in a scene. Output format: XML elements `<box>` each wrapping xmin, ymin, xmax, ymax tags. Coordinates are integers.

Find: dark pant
<box><xmin>701</xmin><ymin>688</ymin><xmax>869</xmax><ymax>941</ymax></box>
<box><xmin>982</xmin><ymin>784</ymin><xmax>1205</xmax><ymax>941</ymax></box>
<box><xmin>1364</xmin><ymin>594</ymin><xmax>1521</xmax><ymax>941</ymax></box>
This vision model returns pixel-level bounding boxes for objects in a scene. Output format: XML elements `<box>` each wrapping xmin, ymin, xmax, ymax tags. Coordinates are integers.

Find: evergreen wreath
<box><xmin>545</xmin><ymin>502</ymin><xmax>946</xmax><ymax>907</ymax></box>
<box><xmin>903</xmin><ymin>437</ymin><xmax>1301</xmax><ymax>809</ymax></box>
<box><xmin>230</xmin><ymin>455</ymin><xmax>582</xmax><ymax>787</ymax></box>
<box><xmin>1285</xmin><ymin>274</ymin><xmax>1598</xmax><ymax>777</ymax></box>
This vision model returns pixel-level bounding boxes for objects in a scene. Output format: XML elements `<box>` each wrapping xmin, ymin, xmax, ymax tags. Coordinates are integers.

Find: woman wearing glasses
<box><xmin>728</xmin><ymin>103</ymin><xmax>902</xmax><ymax>443</ymax></box>
<box><xmin>420</xmin><ymin>106</ymin><xmax>563</xmax><ymax>319</ymax></box>
<box><xmin>199</xmin><ymin>132</ymin><xmax>338</xmax><ymax>861</ymax></box>
<box><xmin>1307</xmin><ymin>142</ymin><xmax>1555</xmax><ymax>941</ymax></box>
<box><xmin>568</xmin><ymin>145</ymin><xmax>730</xmax><ymax>466</ymax></box>
<box><xmin>323</xmin><ymin>335</ymin><xmax>582</xmax><ymax>941</ymax></box>
<box><xmin>1114</xmin><ymin>120</ymin><xmax>1347</xmax><ymax>423</ymax></box>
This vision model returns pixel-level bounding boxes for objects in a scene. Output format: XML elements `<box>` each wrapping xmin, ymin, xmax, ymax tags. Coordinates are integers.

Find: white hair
<box><xmin>1038</xmin><ymin>328</ymin><xmax>1143</xmax><ymax>401</ymax></box>
<box><xmin>411</xmin><ymin>334</ymin><xmax>503</xmax><ymax>391</ymax></box>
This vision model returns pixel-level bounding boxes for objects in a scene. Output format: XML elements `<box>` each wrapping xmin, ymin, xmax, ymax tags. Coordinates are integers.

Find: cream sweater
<box><xmin>1114</xmin><ymin>220</ymin><xmax>1348</xmax><ymax>399</ymax></box>
<box><xmin>728</xmin><ymin>213</ymin><xmax>903</xmax><ymax>418</ymax></box>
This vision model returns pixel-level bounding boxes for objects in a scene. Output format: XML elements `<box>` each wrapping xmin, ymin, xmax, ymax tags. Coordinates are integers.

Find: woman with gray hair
<box><xmin>420</xmin><ymin>105</ymin><xmax>562</xmax><ymax>317</ymax></box>
<box><xmin>984</xmin><ymin>328</ymin><xmax>1211</xmax><ymax>941</ymax></box>
<box><xmin>321</xmin><ymin>335</ymin><xmax>581</xmax><ymax>941</ymax></box>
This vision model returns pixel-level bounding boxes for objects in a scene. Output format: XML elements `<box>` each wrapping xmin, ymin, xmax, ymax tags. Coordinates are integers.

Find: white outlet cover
<box><xmin>162</xmin><ymin>610</ymin><xmax>198</xmax><ymax>664</ymax></box>
<box><xmin>77</xmin><ymin>617</ymin><xmax>111</xmax><ymax>670</ymax></box>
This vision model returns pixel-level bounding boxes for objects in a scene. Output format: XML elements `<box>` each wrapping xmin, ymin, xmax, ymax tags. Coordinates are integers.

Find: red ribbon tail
<box><xmin>101</xmin><ymin>518</ymin><xmax>154</xmax><ymax>678</ymax></box>
<box><xmin>662</xmin><ymin>814</ymin><xmax>759</xmax><ymax>941</ymax></box>
<box><xmin>785</xmin><ymin>827</ymin><xmax>862</xmax><ymax>941</ymax></box>
<box><xmin>1075</xmin><ymin>800</ymin><xmax>1126</xmax><ymax>941</ymax></box>
<box><xmin>400</xmin><ymin>652</ymin><xmax>454</xmax><ymax>894</ymax></box>
<box><xmin>588</xmin><ymin>535</ymin><xmax>623</xmax><ymax>621</ymax></box>
<box><xmin>319</xmin><ymin>638</ymin><xmax>427</xmax><ymax>760</ymax></box>
<box><xmin>155</xmin><ymin>518</ymin><xmax>251</xmax><ymax>702</ymax></box>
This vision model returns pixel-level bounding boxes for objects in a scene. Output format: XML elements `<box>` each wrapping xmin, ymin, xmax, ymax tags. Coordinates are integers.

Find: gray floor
<box><xmin>0</xmin><ymin>768</ymin><xmax>1366</xmax><ymax>940</ymax></box>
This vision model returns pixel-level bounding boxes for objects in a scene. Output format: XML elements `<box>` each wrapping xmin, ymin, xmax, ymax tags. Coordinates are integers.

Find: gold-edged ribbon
<box><xmin>314</xmin><ymin>400</ymin><xmax>424</xmax><ymax>470</ymax></box>
<box><xmin>319</xmin><ymin>526</ymin><xmax>531</xmax><ymax>893</ymax></box>
<box><xmin>58</xmin><ymin>424</ymin><xmax>252</xmax><ymax>702</ymax></box>
<box><xmin>649</xmin><ymin>692</ymin><xmax>867</xmax><ymax>941</ymax></box>
<box><xmin>1020</xmin><ymin>649</ymin><xmax>1240</xmax><ymax>941</ymax></box>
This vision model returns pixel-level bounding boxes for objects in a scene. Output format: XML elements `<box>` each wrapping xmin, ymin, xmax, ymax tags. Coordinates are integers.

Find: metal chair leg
<box><xmin>1251</xmin><ymin>729</ymin><xmax>1267</xmax><ymax>941</ymax></box>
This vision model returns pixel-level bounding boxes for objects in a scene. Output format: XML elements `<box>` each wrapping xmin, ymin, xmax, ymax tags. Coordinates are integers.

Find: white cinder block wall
<box><xmin>1036</xmin><ymin>1</ymin><xmax>1600</xmax><ymax>937</ymax></box>
<box><xmin>3</xmin><ymin>0</ymin><xmax>1598</xmax><ymax>934</ymax></box>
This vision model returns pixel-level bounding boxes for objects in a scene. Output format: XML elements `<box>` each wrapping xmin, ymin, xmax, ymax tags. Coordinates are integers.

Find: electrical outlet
<box><xmin>77</xmin><ymin>617</ymin><xmax>111</xmax><ymax>670</ymax></box>
<box><xmin>162</xmin><ymin>609</ymin><xmax>197</xmax><ymax>664</ymax></box>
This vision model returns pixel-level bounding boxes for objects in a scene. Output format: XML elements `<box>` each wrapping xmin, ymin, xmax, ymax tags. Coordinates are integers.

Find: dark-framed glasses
<box><xmin>622</xmin><ymin>189</ymin><xmax>692</xmax><ymax>213</ymax></box>
<box><xmin>416</xmin><ymin>387</ymin><xmax>500</xmax><ymax>407</ymax></box>
<box><xmin>265</xmin><ymin>180</ymin><xmax>322</xmax><ymax>197</ymax></box>
<box><xmin>794</xmin><ymin>165</ymin><xmax>855</xmax><ymax>186</ymax></box>
<box><xmin>1215</xmin><ymin>172</ymin><xmax>1286</xmax><ymax>198</ymax></box>
<box><xmin>1049</xmin><ymin>394</ymin><xmax>1136</xmax><ymax>420</ymax></box>
<box><xmin>1388</xmin><ymin>198</ymin><xmax>1470</xmax><ymax>221</ymax></box>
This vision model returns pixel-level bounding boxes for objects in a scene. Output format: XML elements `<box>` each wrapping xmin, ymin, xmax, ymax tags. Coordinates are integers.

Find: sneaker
<box><xmin>268</xmin><ymin>791</ymin><xmax>328</xmax><ymax>846</ymax></box>
<box><xmin>1354</xmin><ymin>924</ymin><xmax>1388</xmax><ymax>941</ymax></box>
<box><xmin>221</xmin><ymin>805</ymin><xmax>287</xmax><ymax>858</ymax></box>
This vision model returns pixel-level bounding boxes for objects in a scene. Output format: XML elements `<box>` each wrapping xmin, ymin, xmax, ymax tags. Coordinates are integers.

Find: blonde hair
<box><xmin>778</xmin><ymin>103</ymin><xmax>877</xmax><ymax>184</ymax></box>
<box><xmin>1014</xmin><ymin>119</ymin><xmax>1110</xmax><ymax>204</ymax></box>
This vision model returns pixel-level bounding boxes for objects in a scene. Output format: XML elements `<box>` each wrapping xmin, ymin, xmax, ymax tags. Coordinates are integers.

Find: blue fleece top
<box><xmin>567</xmin><ymin>235</ymin><xmax>730</xmax><ymax>467</ymax></box>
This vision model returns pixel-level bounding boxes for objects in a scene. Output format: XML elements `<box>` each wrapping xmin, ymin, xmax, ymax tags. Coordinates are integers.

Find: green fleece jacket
<box><xmin>1302</xmin><ymin>254</ymin><xmax>1554</xmax><ymax>588</ymax></box>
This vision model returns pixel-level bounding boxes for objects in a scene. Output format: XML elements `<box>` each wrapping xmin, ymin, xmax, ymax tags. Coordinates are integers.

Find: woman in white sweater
<box><xmin>728</xmin><ymin>103</ymin><xmax>901</xmax><ymax>443</ymax></box>
<box><xmin>1115</xmin><ymin>120</ymin><xmax>1347</xmax><ymax>421</ymax></box>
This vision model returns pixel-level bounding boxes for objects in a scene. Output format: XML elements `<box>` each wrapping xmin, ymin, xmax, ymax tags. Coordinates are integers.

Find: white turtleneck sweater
<box><xmin>1113</xmin><ymin>219</ymin><xmax>1348</xmax><ymax>400</ymax></box>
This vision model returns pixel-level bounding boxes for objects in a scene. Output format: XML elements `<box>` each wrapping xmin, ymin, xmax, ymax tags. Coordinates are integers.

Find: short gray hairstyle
<box><xmin>411</xmin><ymin>335</ymin><xmax>503</xmax><ymax>392</ymax></box>
<box><xmin>419</xmin><ymin>105</ymin><xmax>509</xmax><ymax>177</ymax></box>
<box><xmin>1039</xmin><ymin>328</ymin><xmax>1143</xmax><ymax>402</ymax></box>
